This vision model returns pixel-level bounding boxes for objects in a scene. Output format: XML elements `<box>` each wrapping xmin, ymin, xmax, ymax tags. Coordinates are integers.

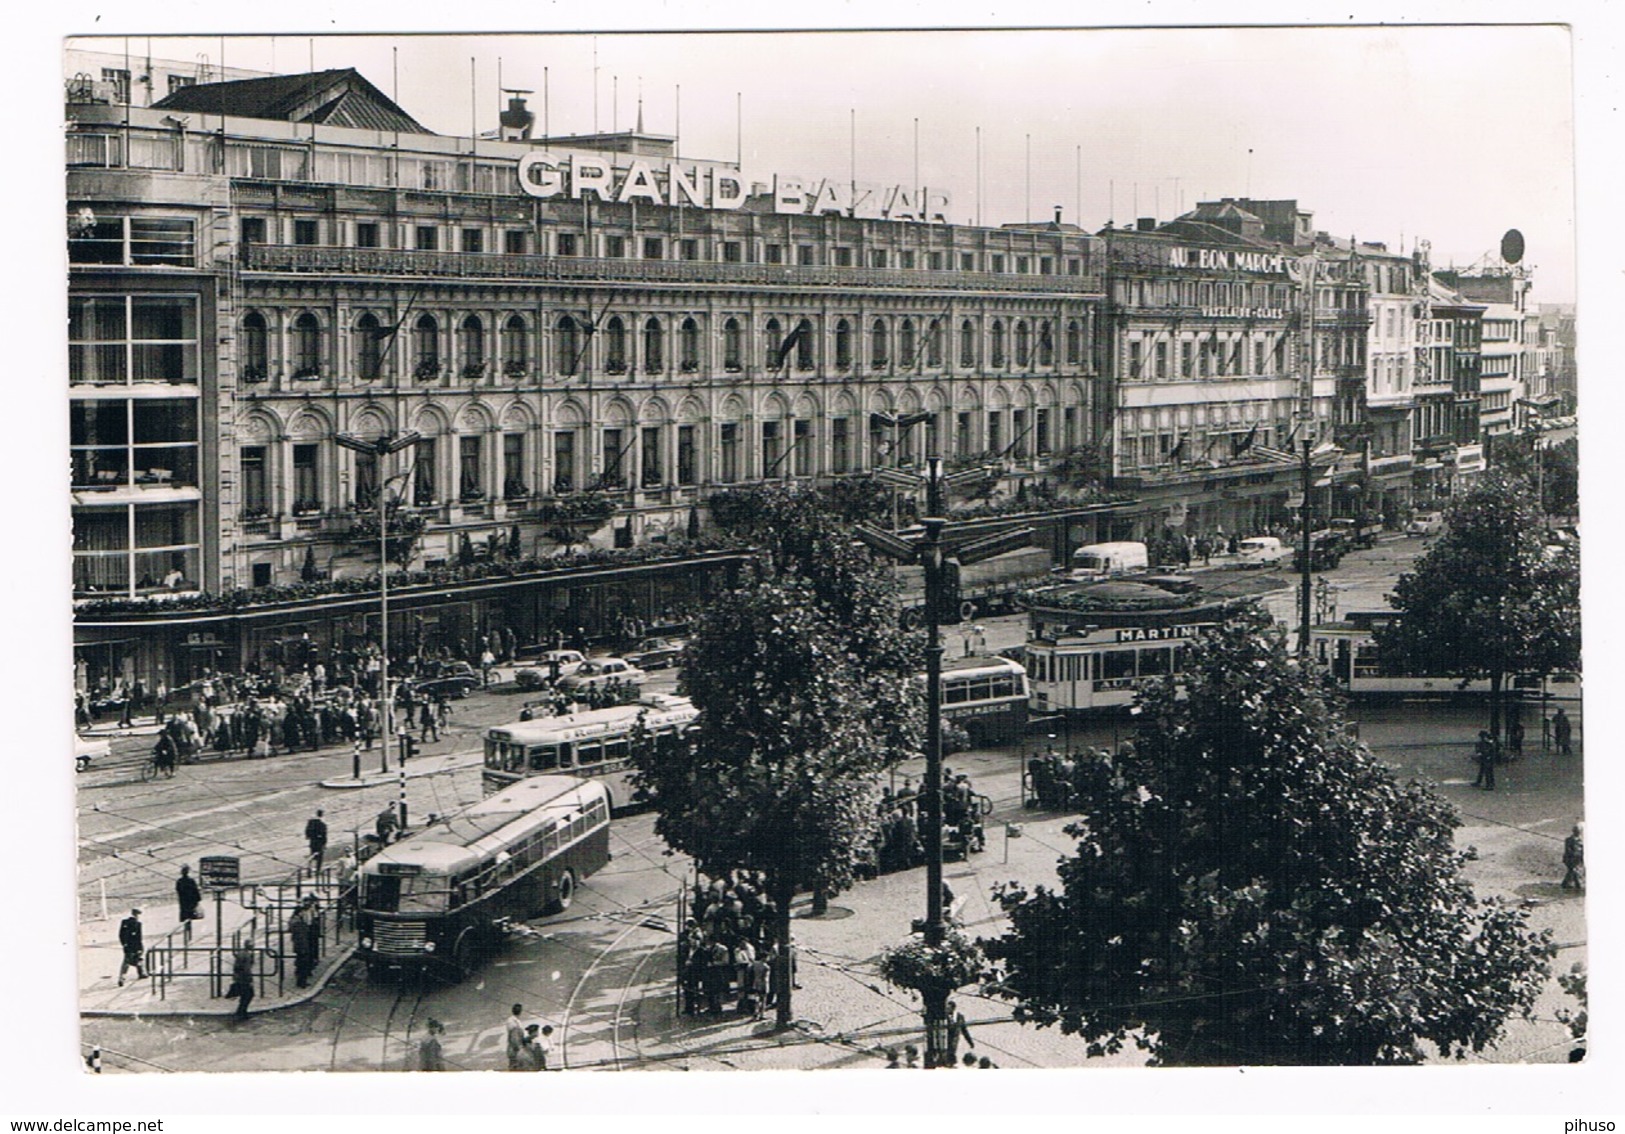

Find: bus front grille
<box><xmin>372</xmin><ymin>920</ymin><xmax>427</xmax><ymax>955</ymax></box>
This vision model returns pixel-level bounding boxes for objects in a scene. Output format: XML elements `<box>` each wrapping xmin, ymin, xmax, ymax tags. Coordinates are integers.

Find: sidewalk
<box><xmin>79</xmin><ymin>885</ymin><xmax>355</xmax><ymax>1019</ymax></box>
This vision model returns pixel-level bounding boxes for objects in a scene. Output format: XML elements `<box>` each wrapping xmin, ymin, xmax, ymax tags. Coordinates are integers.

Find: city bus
<box><xmin>934</xmin><ymin>655</ymin><xmax>1031</xmax><ymax>745</ymax></box>
<box><xmin>481</xmin><ymin>694</ymin><xmax>698</xmax><ymax>807</ymax></box>
<box><xmin>356</xmin><ymin>775</ymin><xmax>611</xmax><ymax>982</ymax></box>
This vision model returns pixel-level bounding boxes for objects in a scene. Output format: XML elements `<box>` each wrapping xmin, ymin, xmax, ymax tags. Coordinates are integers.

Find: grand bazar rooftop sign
<box><xmin>516</xmin><ymin>152</ymin><xmax>952</xmax><ymax>223</ymax></box>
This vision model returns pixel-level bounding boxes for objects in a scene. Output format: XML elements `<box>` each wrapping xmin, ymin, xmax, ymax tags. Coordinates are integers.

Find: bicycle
<box><xmin>139</xmin><ymin>754</ymin><xmax>177</xmax><ymax>781</ymax></box>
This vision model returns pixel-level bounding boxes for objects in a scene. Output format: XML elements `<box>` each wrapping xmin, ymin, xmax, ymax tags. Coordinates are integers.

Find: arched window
<box><xmin>501</xmin><ymin>315</ymin><xmax>528</xmax><ymax>377</ymax></box>
<box><xmin>926</xmin><ymin>320</ymin><xmax>943</xmax><ymax>368</ymax></box>
<box><xmin>680</xmin><ymin>317</ymin><xmax>700</xmax><ymax>372</ymax></box>
<box><xmin>899</xmin><ymin>319</ymin><xmax>916</xmax><ymax>369</ymax></box>
<box><xmin>643</xmin><ymin>318</ymin><xmax>664</xmax><ymax>373</ymax></box>
<box><xmin>604</xmin><ymin>317</ymin><xmax>627</xmax><ymax>374</ymax></box>
<box><xmin>1015</xmin><ymin>320</ymin><xmax>1031</xmax><ymax>368</ymax></box>
<box><xmin>835</xmin><ymin>319</ymin><xmax>853</xmax><ymax>370</ymax></box>
<box><xmin>765</xmin><ymin>318</ymin><xmax>784</xmax><ymax>370</ymax></box>
<box><xmin>292</xmin><ymin>313</ymin><xmax>322</xmax><ymax>378</ymax></box>
<box><xmin>458</xmin><ymin>315</ymin><xmax>485</xmax><ymax>379</ymax></box>
<box><xmin>242</xmin><ymin>312</ymin><xmax>268</xmax><ymax>382</ymax></box>
<box><xmin>960</xmin><ymin>320</ymin><xmax>978</xmax><ymax>368</ymax></box>
<box><xmin>556</xmin><ymin>315</ymin><xmax>579</xmax><ymax>377</ymax></box>
<box><xmin>354</xmin><ymin>313</ymin><xmax>383</xmax><ymax>381</ymax></box>
<box><xmin>413</xmin><ymin>314</ymin><xmax>440</xmax><ymax>380</ymax></box>
<box><xmin>1038</xmin><ymin>320</ymin><xmax>1055</xmax><ymax>367</ymax></box>
<box><xmin>795</xmin><ymin>319</ymin><xmax>815</xmax><ymax>371</ymax></box>
<box><xmin>723</xmin><ymin>318</ymin><xmax>743</xmax><ymax>372</ymax></box>
<box><xmin>1065</xmin><ymin>319</ymin><xmax>1082</xmax><ymax>366</ymax></box>
<box><xmin>990</xmin><ymin>320</ymin><xmax>1006</xmax><ymax>368</ymax></box>
<box><xmin>871</xmin><ymin>319</ymin><xmax>890</xmax><ymax>370</ymax></box>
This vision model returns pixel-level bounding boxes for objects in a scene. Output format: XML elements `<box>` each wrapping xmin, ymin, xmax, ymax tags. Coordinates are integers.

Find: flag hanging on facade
<box><xmin>1231</xmin><ymin>423</ymin><xmax>1258</xmax><ymax>455</ymax></box>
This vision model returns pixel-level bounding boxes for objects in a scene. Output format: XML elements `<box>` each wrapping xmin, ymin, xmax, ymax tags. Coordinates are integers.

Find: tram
<box><xmin>1019</xmin><ymin>575</ymin><xmax>1257</xmax><ymax>715</ymax></box>
<box><xmin>356</xmin><ymin>775</ymin><xmax>611</xmax><ymax>982</ymax></box>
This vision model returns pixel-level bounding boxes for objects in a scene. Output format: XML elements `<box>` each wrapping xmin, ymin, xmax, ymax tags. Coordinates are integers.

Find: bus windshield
<box><xmin>362</xmin><ymin>871</ymin><xmax>451</xmax><ymax>914</ymax></box>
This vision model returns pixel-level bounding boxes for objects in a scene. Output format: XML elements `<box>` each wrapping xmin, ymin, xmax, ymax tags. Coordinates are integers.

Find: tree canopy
<box><xmin>982</xmin><ymin>611</ymin><xmax>1554</xmax><ymax>1065</ymax></box>
<box><xmin>1376</xmin><ymin>469</ymin><xmax>1580</xmax><ymax>733</ymax></box>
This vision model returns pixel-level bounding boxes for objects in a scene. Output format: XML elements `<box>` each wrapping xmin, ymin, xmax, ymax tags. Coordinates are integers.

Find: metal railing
<box><xmin>241</xmin><ymin>243</ymin><xmax>1103</xmax><ymax>294</ymax></box>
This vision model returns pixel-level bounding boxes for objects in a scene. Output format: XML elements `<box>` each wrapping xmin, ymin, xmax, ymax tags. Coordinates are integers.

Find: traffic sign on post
<box><xmin>198</xmin><ymin>856</ymin><xmax>241</xmax><ymax>891</ymax></box>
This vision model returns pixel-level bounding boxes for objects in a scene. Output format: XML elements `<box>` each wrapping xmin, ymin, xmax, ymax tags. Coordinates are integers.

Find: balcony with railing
<box><xmin>240</xmin><ymin>243</ymin><xmax>1103</xmax><ymax>294</ymax></box>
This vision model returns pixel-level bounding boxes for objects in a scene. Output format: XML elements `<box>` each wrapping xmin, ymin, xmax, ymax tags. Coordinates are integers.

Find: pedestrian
<box><xmin>378</xmin><ymin>805</ymin><xmax>401</xmax><ymax>844</ymax></box>
<box><xmin>1562</xmin><ymin>823</ymin><xmax>1585</xmax><ymax>890</ymax></box>
<box><xmin>175</xmin><ymin>865</ymin><xmax>202</xmax><ymax>924</ymax></box>
<box><xmin>288</xmin><ymin>895</ymin><xmax>320</xmax><ymax>988</ymax></box>
<box><xmin>1472</xmin><ymin>730</ymin><xmax>1498</xmax><ymax>791</ymax></box>
<box><xmin>1553</xmin><ymin>708</ymin><xmax>1573</xmax><ymax>756</ymax></box>
<box><xmin>116</xmin><ymin>908</ymin><xmax>145</xmax><ymax>986</ymax></box>
<box><xmin>305</xmin><ymin>809</ymin><xmax>329</xmax><ymax>873</ymax></box>
<box><xmin>1507</xmin><ymin>715</ymin><xmax>1525</xmax><ymax>761</ymax></box>
<box><xmin>884</xmin><ymin>1048</ymin><xmax>901</xmax><ymax>1068</ymax></box>
<box><xmin>229</xmin><ymin>946</ymin><xmax>255</xmax><ymax>1019</ymax></box>
<box><xmin>903</xmin><ymin>1044</ymin><xmax>921</xmax><ymax>1069</ymax></box>
<box><xmin>505</xmin><ymin>1004</ymin><xmax>528</xmax><ymax>1070</ymax></box>
<box><xmin>417</xmin><ymin>1018</ymin><xmax>446</xmax><ymax>1071</ymax></box>
<box><xmin>945</xmin><ymin>998</ymin><xmax>975</xmax><ymax>1065</ymax></box>
<box><xmin>419</xmin><ymin>697</ymin><xmax>438</xmax><ymax>743</ymax></box>
<box><xmin>522</xmin><ymin>1023</ymin><xmax>553</xmax><ymax>1070</ymax></box>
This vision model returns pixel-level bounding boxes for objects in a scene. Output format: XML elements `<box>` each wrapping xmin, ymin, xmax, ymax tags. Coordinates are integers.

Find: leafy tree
<box><xmin>631</xmin><ymin>578</ymin><xmax>896</xmax><ymax>1029</ymax></box>
<box><xmin>982</xmin><ymin>612</ymin><xmax>1554</xmax><ymax>1065</ymax></box>
<box><xmin>706</xmin><ymin>482</ymin><xmax>922</xmax><ymax>766</ymax></box>
<box><xmin>1495</xmin><ymin>433</ymin><xmax>1578</xmax><ymax>519</ymax></box>
<box><xmin>1376</xmin><ymin>469</ymin><xmax>1580</xmax><ymax>739</ymax></box>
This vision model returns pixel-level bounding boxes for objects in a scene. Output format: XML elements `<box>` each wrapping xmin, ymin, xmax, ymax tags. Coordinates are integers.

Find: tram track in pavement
<box><xmin>557</xmin><ymin>891</ymin><xmax>681</xmax><ymax>1070</ymax></box>
<box><xmin>324</xmin><ymin>967</ymin><xmax>426</xmax><ymax>1072</ymax></box>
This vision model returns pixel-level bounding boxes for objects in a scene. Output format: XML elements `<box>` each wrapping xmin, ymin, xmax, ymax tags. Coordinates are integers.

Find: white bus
<box><xmin>482</xmin><ymin>694</ymin><xmax>698</xmax><ymax>808</ymax></box>
<box><xmin>933</xmin><ymin>655</ymin><xmax>1031</xmax><ymax>745</ymax></box>
<box><xmin>357</xmin><ymin>775</ymin><xmax>611</xmax><ymax>982</ymax></box>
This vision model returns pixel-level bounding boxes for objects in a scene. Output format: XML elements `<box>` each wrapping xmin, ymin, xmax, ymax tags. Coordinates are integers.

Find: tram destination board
<box><xmin>198</xmin><ymin>855</ymin><xmax>241</xmax><ymax>891</ymax></box>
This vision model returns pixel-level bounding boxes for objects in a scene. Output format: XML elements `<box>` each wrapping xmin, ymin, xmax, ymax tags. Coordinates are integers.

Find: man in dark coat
<box><xmin>1473</xmin><ymin>730</ymin><xmax>1498</xmax><ymax>791</ymax></box>
<box><xmin>304</xmin><ymin>809</ymin><xmax>329</xmax><ymax>873</ymax></box>
<box><xmin>116</xmin><ymin>908</ymin><xmax>145</xmax><ymax>986</ymax></box>
<box><xmin>1562</xmin><ymin>823</ymin><xmax>1585</xmax><ymax>890</ymax></box>
<box><xmin>229</xmin><ymin>947</ymin><xmax>255</xmax><ymax>1019</ymax></box>
<box><xmin>288</xmin><ymin>896</ymin><xmax>320</xmax><ymax>988</ymax></box>
<box><xmin>175</xmin><ymin>866</ymin><xmax>202</xmax><ymax>923</ymax></box>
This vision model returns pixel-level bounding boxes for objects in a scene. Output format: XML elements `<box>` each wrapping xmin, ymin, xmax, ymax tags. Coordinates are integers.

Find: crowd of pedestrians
<box><xmin>862</xmin><ymin>770</ymin><xmax>986</xmax><ymax>877</ymax></box>
<box><xmin>678</xmin><ymin>870</ymin><xmax>795</xmax><ymax>1019</ymax></box>
<box><xmin>1026</xmin><ymin>743</ymin><xmax>1135</xmax><ymax>811</ymax></box>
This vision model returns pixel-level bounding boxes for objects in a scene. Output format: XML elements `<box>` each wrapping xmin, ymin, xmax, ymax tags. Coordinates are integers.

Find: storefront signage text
<box><xmin>1169</xmin><ymin>247</ymin><xmax>1287</xmax><ymax>274</ymax></box>
<box><xmin>516</xmin><ymin>153</ymin><xmax>951</xmax><ymax>222</ymax></box>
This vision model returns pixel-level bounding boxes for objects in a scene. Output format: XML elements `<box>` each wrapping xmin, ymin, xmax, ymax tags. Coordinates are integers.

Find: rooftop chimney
<box><xmin>499</xmin><ymin>93</ymin><xmax>535</xmax><ymax>141</ymax></box>
<box><xmin>1136</xmin><ymin>217</ymin><xmax>1157</xmax><ymax>232</ymax></box>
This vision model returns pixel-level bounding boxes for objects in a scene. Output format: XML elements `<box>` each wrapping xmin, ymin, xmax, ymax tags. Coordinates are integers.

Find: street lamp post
<box><xmin>335</xmin><ymin>431</ymin><xmax>420</xmax><ymax>782</ymax></box>
<box><xmin>856</xmin><ymin>419</ymin><xmax>1031</xmax><ymax>1068</ymax></box>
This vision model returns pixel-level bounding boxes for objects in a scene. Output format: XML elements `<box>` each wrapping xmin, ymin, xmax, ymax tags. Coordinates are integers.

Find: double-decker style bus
<box><xmin>482</xmin><ymin>694</ymin><xmax>698</xmax><ymax>807</ymax></box>
<box><xmin>933</xmin><ymin>655</ymin><xmax>1031</xmax><ymax>745</ymax></box>
<box><xmin>357</xmin><ymin>775</ymin><xmax>611</xmax><ymax>981</ymax></box>
<box><xmin>1020</xmin><ymin>576</ymin><xmax>1257</xmax><ymax>714</ymax></box>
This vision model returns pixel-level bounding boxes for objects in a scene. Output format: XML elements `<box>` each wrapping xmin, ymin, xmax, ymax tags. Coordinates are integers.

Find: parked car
<box><xmin>1236</xmin><ymin>536</ymin><xmax>1289</xmax><ymax>568</ymax></box>
<box><xmin>75</xmin><ymin>733</ymin><xmax>109</xmax><ymax>772</ymax></box>
<box><xmin>557</xmin><ymin>657</ymin><xmax>648</xmax><ymax>693</ymax></box>
<box><xmin>409</xmin><ymin>672</ymin><xmax>480</xmax><ymax>700</ymax></box>
<box><xmin>1406</xmin><ymin>512</ymin><xmax>1444</xmax><ymax>537</ymax></box>
<box><xmin>624</xmin><ymin>637</ymin><xmax>685</xmax><ymax>670</ymax></box>
<box><xmin>1292</xmin><ymin>531</ymin><xmax>1346</xmax><ymax>572</ymax></box>
<box><xmin>513</xmin><ymin>649</ymin><xmax>587</xmax><ymax>690</ymax></box>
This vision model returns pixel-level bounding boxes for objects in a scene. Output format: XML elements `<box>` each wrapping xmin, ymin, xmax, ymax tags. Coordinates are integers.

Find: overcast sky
<box><xmin>75</xmin><ymin>26</ymin><xmax>1576</xmax><ymax>301</ymax></box>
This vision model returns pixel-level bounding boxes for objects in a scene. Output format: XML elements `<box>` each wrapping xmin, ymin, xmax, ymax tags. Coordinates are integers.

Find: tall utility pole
<box><xmin>857</xmin><ymin>421</ymin><xmax>1030</xmax><ymax>1068</ymax></box>
<box><xmin>335</xmin><ymin>431</ymin><xmax>420</xmax><ymax>776</ymax></box>
<box><xmin>1298</xmin><ymin>436</ymin><xmax>1314</xmax><ymax>657</ymax></box>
